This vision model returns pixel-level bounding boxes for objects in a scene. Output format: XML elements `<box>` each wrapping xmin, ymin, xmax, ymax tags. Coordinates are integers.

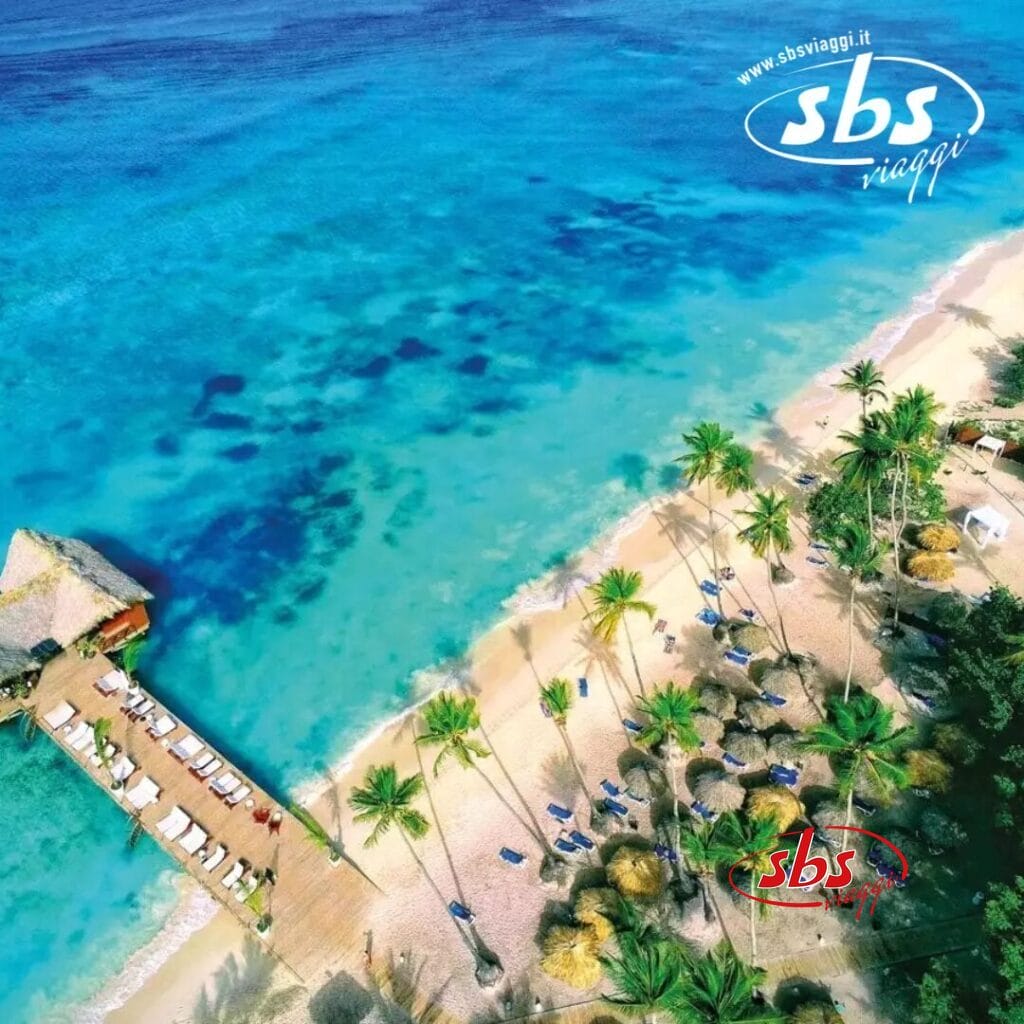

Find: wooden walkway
<box><xmin>760</xmin><ymin>913</ymin><xmax>985</xmax><ymax>984</ymax></box>
<box><xmin>3</xmin><ymin>651</ymin><xmax>379</xmax><ymax>988</ymax></box>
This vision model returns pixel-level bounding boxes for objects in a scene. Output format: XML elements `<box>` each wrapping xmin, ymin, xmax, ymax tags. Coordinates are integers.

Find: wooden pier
<box><xmin>3</xmin><ymin>650</ymin><xmax>379</xmax><ymax>987</ymax></box>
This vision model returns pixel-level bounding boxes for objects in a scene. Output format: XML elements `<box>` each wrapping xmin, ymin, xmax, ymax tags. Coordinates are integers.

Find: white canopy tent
<box><xmin>962</xmin><ymin>505</ymin><xmax>1010</xmax><ymax>549</ymax></box>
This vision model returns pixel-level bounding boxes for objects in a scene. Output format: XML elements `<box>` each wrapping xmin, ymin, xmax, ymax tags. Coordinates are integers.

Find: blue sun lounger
<box><xmin>604</xmin><ymin>798</ymin><xmax>628</xmax><ymax>818</ymax></box>
<box><xmin>769</xmin><ymin>764</ymin><xmax>799</xmax><ymax>787</ymax></box>
<box><xmin>654</xmin><ymin>843</ymin><xmax>679</xmax><ymax>863</ymax></box>
<box><xmin>554</xmin><ymin>837</ymin><xmax>580</xmax><ymax>855</ymax></box>
<box><xmin>807</xmin><ymin>555</ymin><xmax>830</xmax><ymax>568</ymax></box>
<box><xmin>699</xmin><ymin>579</ymin><xmax>720</xmax><ymax>597</ymax></box>
<box><xmin>569</xmin><ymin>830</ymin><xmax>595</xmax><ymax>851</ymax></box>
<box><xmin>449</xmin><ymin>900</ymin><xmax>475</xmax><ymax>923</ymax></box>
<box><xmin>547</xmin><ymin>803</ymin><xmax>573</xmax><ymax>823</ymax></box>
<box><xmin>795</xmin><ymin>473</ymin><xmax>818</xmax><ymax>487</ymax></box>
<box><xmin>724</xmin><ymin>649</ymin><xmax>751</xmax><ymax>667</ymax></box>
<box><xmin>578</xmin><ymin>677</ymin><xmax>589</xmax><ymax>697</ymax></box>
<box><xmin>690</xmin><ymin>800</ymin><xmax>718</xmax><ymax>822</ymax></box>
<box><xmin>761</xmin><ymin>691</ymin><xmax>787</xmax><ymax>707</ymax></box>
<box><xmin>499</xmin><ymin>847</ymin><xmax>526</xmax><ymax>866</ymax></box>
<box><xmin>740</xmin><ymin>608</ymin><xmax>757</xmax><ymax>621</ymax></box>
<box><xmin>723</xmin><ymin>752</ymin><xmax>746</xmax><ymax>769</ymax></box>
<box><xmin>696</xmin><ymin>607</ymin><xmax>720</xmax><ymax>626</ymax></box>
<box><xmin>810</xmin><ymin>541</ymin><xmax>829</xmax><ymax>551</ymax></box>
<box><xmin>623</xmin><ymin>718</ymin><xmax>644</xmax><ymax>734</ymax></box>
<box><xmin>600</xmin><ymin>778</ymin><xmax>621</xmax><ymax>798</ymax></box>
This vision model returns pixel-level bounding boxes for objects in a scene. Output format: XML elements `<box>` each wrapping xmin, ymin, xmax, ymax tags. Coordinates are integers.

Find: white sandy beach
<box><xmin>103</xmin><ymin>230</ymin><xmax>1024</xmax><ymax>1024</ymax></box>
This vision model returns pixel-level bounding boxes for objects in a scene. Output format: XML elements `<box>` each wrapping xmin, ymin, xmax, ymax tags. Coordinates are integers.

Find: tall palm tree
<box><xmin>676</xmin><ymin>942</ymin><xmax>784</xmax><ymax>1024</ymax></box>
<box><xmin>737</xmin><ymin>491</ymin><xmax>794</xmax><ymax>658</ymax></box>
<box><xmin>833</xmin><ymin>421</ymin><xmax>888</xmax><ymax>536</ymax></box>
<box><xmin>830</xmin><ymin>524</ymin><xmax>889</xmax><ymax>703</ymax></box>
<box><xmin>588</xmin><ymin>567</ymin><xmax>656</xmax><ymax>697</ymax></box>
<box><xmin>678</xmin><ymin>821</ymin><xmax>733</xmax><ymax>937</ymax></box>
<box><xmin>801</xmin><ymin>694</ymin><xmax>913</xmax><ymax>852</ymax></box>
<box><xmin>415</xmin><ymin>692</ymin><xmax>490</xmax><ymax>776</ymax></box>
<box><xmin>636</xmin><ymin>682</ymin><xmax>701</xmax><ymax>878</ymax></box>
<box><xmin>119</xmin><ymin>637</ymin><xmax>146</xmax><ymax>685</ymax></box>
<box><xmin>349</xmin><ymin>763</ymin><xmax>430</xmax><ymax>850</ymax></box>
<box><xmin>677</xmin><ymin>422</ymin><xmax>736</xmax><ymax>617</ymax></box>
<box><xmin>602</xmin><ymin>933</ymin><xmax>685</xmax><ymax>1024</ymax></box>
<box><xmin>836</xmin><ymin>359</ymin><xmax>886</xmax><ymax>422</ymax></box>
<box><xmin>92</xmin><ymin>717</ymin><xmax>115</xmax><ymax>775</ymax></box>
<box><xmin>718</xmin><ymin>444</ymin><xmax>757</xmax><ymax>504</ymax></box>
<box><xmin>711</xmin><ymin>812</ymin><xmax>779</xmax><ymax>962</ymax></box>
<box><xmin>539</xmin><ymin>678</ymin><xmax>592</xmax><ymax>810</ymax></box>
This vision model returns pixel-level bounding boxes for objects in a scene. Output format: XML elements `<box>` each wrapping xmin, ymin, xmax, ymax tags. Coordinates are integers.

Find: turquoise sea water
<box><xmin>2</xmin><ymin>0</ymin><xmax>1023</xmax><ymax>1018</ymax></box>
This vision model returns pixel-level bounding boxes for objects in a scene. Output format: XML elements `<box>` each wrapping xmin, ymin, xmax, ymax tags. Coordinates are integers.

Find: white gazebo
<box><xmin>962</xmin><ymin>505</ymin><xmax>1010</xmax><ymax>549</ymax></box>
<box><xmin>973</xmin><ymin>434</ymin><xmax>1007</xmax><ymax>464</ymax></box>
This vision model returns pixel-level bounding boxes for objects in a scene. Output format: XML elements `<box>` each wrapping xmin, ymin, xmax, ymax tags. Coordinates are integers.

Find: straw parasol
<box><xmin>624</xmin><ymin>765</ymin><xmax>662</xmax><ymax>802</ymax></box>
<box><xmin>811</xmin><ymin>800</ymin><xmax>851</xmax><ymax>832</ymax></box>
<box><xmin>738</xmin><ymin>699</ymin><xmax>780</xmax><ymax>731</ymax></box>
<box><xmin>693</xmin><ymin>771</ymin><xmax>745</xmax><ymax>813</ymax></box>
<box><xmin>759</xmin><ymin>664</ymin><xmax>806</xmax><ymax>702</ymax></box>
<box><xmin>698</xmin><ymin>683</ymin><xmax>736</xmax><ymax>719</ymax></box>
<box><xmin>693</xmin><ymin>710</ymin><xmax>726</xmax><ymax>746</ymax></box>
<box><xmin>722</xmin><ymin>730</ymin><xmax>767</xmax><ymax>766</ymax></box>
<box><xmin>730</xmin><ymin>623</ymin><xmax>771</xmax><ymax>653</ymax></box>
<box><xmin>574</xmin><ymin>887</ymin><xmax>620</xmax><ymax>942</ymax></box>
<box><xmin>746</xmin><ymin>785</ymin><xmax>804</xmax><ymax>830</ymax></box>
<box><xmin>540</xmin><ymin>925</ymin><xmax>602</xmax><ymax>988</ymax></box>
<box><xmin>768</xmin><ymin>731</ymin><xmax>806</xmax><ymax>765</ymax></box>
<box><xmin>607</xmin><ymin>846</ymin><xmax>665</xmax><ymax>901</ymax></box>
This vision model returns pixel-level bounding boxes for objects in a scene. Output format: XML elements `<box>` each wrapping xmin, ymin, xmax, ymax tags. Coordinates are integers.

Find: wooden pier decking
<box><xmin>5</xmin><ymin>650</ymin><xmax>379</xmax><ymax>987</ymax></box>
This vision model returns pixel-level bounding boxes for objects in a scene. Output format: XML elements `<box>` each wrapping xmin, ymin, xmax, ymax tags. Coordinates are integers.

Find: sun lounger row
<box><xmin>94</xmin><ymin>669</ymin><xmax>130</xmax><ymax>696</ymax></box>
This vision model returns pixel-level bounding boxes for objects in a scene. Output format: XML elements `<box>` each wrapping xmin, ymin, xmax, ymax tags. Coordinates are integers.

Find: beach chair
<box><xmin>179</xmin><ymin>824</ymin><xmax>208</xmax><ymax>855</ymax></box>
<box><xmin>119</xmin><ymin>692</ymin><xmax>144</xmax><ymax>715</ymax></box>
<box><xmin>653</xmin><ymin>618</ymin><xmax>667</xmax><ymax>633</ymax></box>
<box><xmin>546</xmin><ymin>803</ymin><xmax>573</xmax><ymax>823</ymax></box>
<box><xmin>156</xmin><ymin>807</ymin><xmax>191</xmax><ymax>840</ymax></box>
<box><xmin>224</xmin><ymin>785</ymin><xmax>252</xmax><ymax>808</ymax></box>
<box><xmin>192</xmin><ymin>758</ymin><xmax>222</xmax><ymax>781</ymax></box>
<box><xmin>94</xmin><ymin>670</ymin><xmax>128</xmax><ymax>696</ymax></box>
<box><xmin>202</xmin><ymin>845</ymin><xmax>227</xmax><ymax>872</ymax></box>
<box><xmin>623</xmin><ymin>718</ymin><xmax>644</xmax><ymax>734</ymax></box>
<box><xmin>554</xmin><ymin>837</ymin><xmax>580</xmax><ymax>856</ymax></box>
<box><xmin>221</xmin><ymin>861</ymin><xmax>245</xmax><ymax>889</ymax></box>
<box><xmin>663</xmin><ymin>635</ymin><xmax>676</xmax><ymax>653</ymax></box>
<box><xmin>577</xmin><ymin>677</ymin><xmax>589</xmax><ymax>698</ymax></box>
<box><xmin>125</xmin><ymin>775</ymin><xmax>160</xmax><ymax>810</ymax></box>
<box><xmin>795</xmin><ymin>473</ymin><xmax>818</xmax><ymax>487</ymax></box>
<box><xmin>169</xmin><ymin>734</ymin><xmax>203</xmax><ymax>762</ymax></box>
<box><xmin>696</xmin><ymin>607</ymin><xmax>720</xmax><ymax>626</ymax></box>
<box><xmin>127</xmin><ymin>699</ymin><xmax>155</xmax><ymax>722</ymax></box>
<box><xmin>43</xmin><ymin>701</ymin><xmax>76</xmax><ymax>731</ymax></box>
<box><xmin>761</xmin><ymin>691</ymin><xmax>787</xmax><ymax>707</ymax></box>
<box><xmin>699</xmin><ymin>579</ymin><xmax>720</xmax><ymax>597</ymax></box>
<box><xmin>852</xmin><ymin>796</ymin><xmax>877</xmax><ymax>816</ymax></box>
<box><xmin>186</xmin><ymin>751</ymin><xmax>214</xmax><ymax>772</ymax></box>
<box><xmin>72</xmin><ymin>722</ymin><xmax>95</xmax><ymax>751</ymax></box>
<box><xmin>569</xmin><ymin>830</ymin><xmax>595</xmax><ymax>851</ymax></box>
<box><xmin>147</xmin><ymin>714</ymin><xmax>177</xmax><ymax>740</ymax></box>
<box><xmin>110</xmin><ymin>756</ymin><xmax>136</xmax><ymax>784</ymax></box>
<box><xmin>63</xmin><ymin>721</ymin><xmax>90</xmax><ymax>748</ymax></box>
<box><xmin>653</xmin><ymin>843</ymin><xmax>678</xmax><ymax>863</ymax></box>
<box><xmin>499</xmin><ymin>847</ymin><xmax>526</xmax><ymax>867</ymax></box>
<box><xmin>740</xmin><ymin>608</ymin><xmax>757</xmax><ymax>621</ymax></box>
<box><xmin>89</xmin><ymin>743</ymin><xmax>116</xmax><ymax>768</ymax></box>
<box><xmin>690</xmin><ymin>800</ymin><xmax>718</xmax><ymax>822</ymax></box>
<box><xmin>722</xmin><ymin>752</ymin><xmax>747</xmax><ymax>769</ymax></box>
<box><xmin>768</xmin><ymin>764</ymin><xmax>799</xmax><ymax>787</ymax></box>
<box><xmin>600</xmin><ymin>779</ymin><xmax>621</xmax><ymax>798</ymax></box>
<box><xmin>603</xmin><ymin>798</ymin><xmax>628</xmax><ymax>818</ymax></box>
<box><xmin>807</xmin><ymin>555</ymin><xmax>830</xmax><ymax>568</ymax></box>
<box><xmin>209</xmin><ymin>772</ymin><xmax>241</xmax><ymax>797</ymax></box>
<box><xmin>724</xmin><ymin>649</ymin><xmax>751</xmax><ymax>667</ymax></box>
<box><xmin>448</xmin><ymin>900</ymin><xmax>475</xmax><ymax>924</ymax></box>
<box><xmin>810</xmin><ymin>541</ymin><xmax>829</xmax><ymax>552</ymax></box>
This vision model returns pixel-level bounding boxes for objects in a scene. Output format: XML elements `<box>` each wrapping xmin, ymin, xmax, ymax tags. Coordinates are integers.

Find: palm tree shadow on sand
<box><xmin>320</xmin><ymin>764</ymin><xmax>384</xmax><ymax>893</ymax></box>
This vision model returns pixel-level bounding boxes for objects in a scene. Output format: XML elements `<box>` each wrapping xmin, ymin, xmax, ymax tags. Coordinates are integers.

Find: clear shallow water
<box><xmin>1</xmin><ymin>0</ymin><xmax>1023</xmax><ymax>1018</ymax></box>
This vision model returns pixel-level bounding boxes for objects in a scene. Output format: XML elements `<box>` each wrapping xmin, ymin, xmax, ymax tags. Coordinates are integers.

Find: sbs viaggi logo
<box><xmin>737</xmin><ymin>30</ymin><xmax>985</xmax><ymax>203</ymax></box>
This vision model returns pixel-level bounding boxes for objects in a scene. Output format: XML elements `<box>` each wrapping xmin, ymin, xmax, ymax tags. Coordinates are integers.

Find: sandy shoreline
<box><xmin>100</xmin><ymin>228</ymin><xmax>1024</xmax><ymax>1024</ymax></box>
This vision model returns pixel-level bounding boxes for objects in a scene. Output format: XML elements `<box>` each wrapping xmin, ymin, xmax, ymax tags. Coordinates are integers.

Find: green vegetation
<box><xmin>414</xmin><ymin>692</ymin><xmax>490</xmax><ymax>776</ymax></box>
<box><xmin>910</xmin><ymin>957</ymin><xmax>971</xmax><ymax>1024</ymax></box>
<box><xmin>538</xmin><ymin>677</ymin><xmax>591</xmax><ymax>808</ymax></box>
<box><xmin>587</xmin><ymin>566</ymin><xmax>656</xmax><ymax>696</ymax></box>
<box><xmin>737</xmin><ymin>490</ymin><xmax>794</xmax><ymax>657</ymax></box>
<box><xmin>835</xmin><ymin>357</ymin><xmax>887</xmax><ymax>422</ymax></box>
<box><xmin>984</xmin><ymin>878</ymin><xmax>1024</xmax><ymax>1021</ymax></box>
<box><xmin>348</xmin><ymin>764</ymin><xmax>429</xmax><ymax>848</ymax></box>
<box><xmin>993</xmin><ymin>341</ymin><xmax>1024</xmax><ymax>407</ymax></box>
<box><xmin>288</xmin><ymin>803</ymin><xmax>338</xmax><ymax>859</ymax></box>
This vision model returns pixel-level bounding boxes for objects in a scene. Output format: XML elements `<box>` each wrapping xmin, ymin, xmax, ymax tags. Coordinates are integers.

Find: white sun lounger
<box><xmin>209</xmin><ymin>772</ymin><xmax>241</xmax><ymax>797</ymax></box>
<box><xmin>221</xmin><ymin>861</ymin><xmax>245</xmax><ymax>888</ymax></box>
<box><xmin>169</xmin><ymin>734</ymin><xmax>203</xmax><ymax>761</ymax></box>
<box><xmin>63</xmin><ymin>721</ymin><xmax>90</xmax><ymax>748</ymax></box>
<box><xmin>95</xmin><ymin>670</ymin><xmax>128</xmax><ymax>696</ymax></box>
<box><xmin>157</xmin><ymin>807</ymin><xmax>191</xmax><ymax>840</ymax></box>
<box><xmin>119</xmin><ymin>692</ymin><xmax>144</xmax><ymax>714</ymax></box>
<box><xmin>128</xmin><ymin>699</ymin><xmax>155</xmax><ymax>721</ymax></box>
<box><xmin>89</xmin><ymin>743</ymin><xmax>116</xmax><ymax>768</ymax></box>
<box><xmin>193</xmin><ymin>758</ymin><xmax>221</xmax><ymax>781</ymax></box>
<box><xmin>147</xmin><ymin>714</ymin><xmax>176</xmax><ymax>740</ymax></box>
<box><xmin>43</xmin><ymin>701</ymin><xmax>76</xmax><ymax>730</ymax></box>
<box><xmin>179</xmin><ymin>824</ymin><xmax>208</xmax><ymax>855</ymax></box>
<box><xmin>72</xmin><ymin>722</ymin><xmax>95</xmax><ymax>751</ymax></box>
<box><xmin>187</xmin><ymin>751</ymin><xmax>213</xmax><ymax>772</ymax></box>
<box><xmin>202</xmin><ymin>845</ymin><xmax>227</xmax><ymax>872</ymax></box>
<box><xmin>125</xmin><ymin>776</ymin><xmax>161</xmax><ymax>810</ymax></box>
<box><xmin>110</xmin><ymin>756</ymin><xmax>136</xmax><ymax>783</ymax></box>
<box><xmin>224</xmin><ymin>785</ymin><xmax>252</xmax><ymax>808</ymax></box>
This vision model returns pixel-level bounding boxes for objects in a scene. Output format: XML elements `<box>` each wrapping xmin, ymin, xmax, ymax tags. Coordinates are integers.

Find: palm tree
<box><xmin>92</xmin><ymin>717</ymin><xmax>115</xmax><ymax>775</ymax></box>
<box><xmin>349</xmin><ymin>763</ymin><xmax>430</xmax><ymax>850</ymax></box>
<box><xmin>119</xmin><ymin>637</ymin><xmax>146</xmax><ymax>685</ymax></box>
<box><xmin>737</xmin><ymin>490</ymin><xmax>794</xmax><ymax>658</ymax></box>
<box><xmin>415</xmin><ymin>692</ymin><xmax>491</xmax><ymax>777</ymax></box>
<box><xmin>539</xmin><ymin>678</ymin><xmax>592</xmax><ymax>810</ymax></box>
<box><xmin>833</xmin><ymin>421</ymin><xmax>888</xmax><ymax>535</ymax></box>
<box><xmin>830</xmin><ymin>523</ymin><xmax>888</xmax><ymax>703</ymax></box>
<box><xmin>635</xmin><ymin>682</ymin><xmax>701</xmax><ymax>877</ymax></box>
<box><xmin>836</xmin><ymin>359</ymin><xmax>886</xmax><ymax>422</ymax></box>
<box><xmin>1002</xmin><ymin>633</ymin><xmax>1024</xmax><ymax>666</ymax></box>
<box><xmin>676</xmin><ymin>942</ymin><xmax>783</xmax><ymax>1023</ymax></box>
<box><xmin>602</xmin><ymin>933</ymin><xmax>685</xmax><ymax>1024</ymax></box>
<box><xmin>588</xmin><ymin>567</ymin><xmax>656</xmax><ymax>697</ymax></box>
<box><xmin>678</xmin><ymin>822</ymin><xmax>733</xmax><ymax>938</ymax></box>
<box><xmin>801</xmin><ymin>694</ymin><xmax>913</xmax><ymax>852</ymax></box>
<box><xmin>712</xmin><ymin>812</ymin><xmax>779</xmax><ymax>962</ymax></box>
<box><xmin>677</xmin><ymin>422</ymin><xmax>737</xmax><ymax>617</ymax></box>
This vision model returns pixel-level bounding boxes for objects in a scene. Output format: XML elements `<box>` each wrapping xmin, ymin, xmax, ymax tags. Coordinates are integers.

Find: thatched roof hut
<box><xmin>738</xmin><ymin>699</ymin><xmax>780</xmax><ymax>731</ymax></box>
<box><xmin>574</xmin><ymin>887</ymin><xmax>620</xmax><ymax>942</ymax></box>
<box><xmin>730</xmin><ymin>623</ymin><xmax>771</xmax><ymax>653</ymax></box>
<box><xmin>540</xmin><ymin>925</ymin><xmax>602</xmax><ymax>988</ymax></box>
<box><xmin>759</xmin><ymin>664</ymin><xmax>807</xmax><ymax>702</ymax></box>
<box><xmin>693</xmin><ymin>771</ymin><xmax>745</xmax><ymax>813</ymax></box>
<box><xmin>698</xmin><ymin>683</ymin><xmax>736</xmax><ymax>719</ymax></box>
<box><xmin>811</xmin><ymin>800</ymin><xmax>850</xmax><ymax>831</ymax></box>
<box><xmin>768</xmin><ymin>731</ymin><xmax>806</xmax><ymax>765</ymax></box>
<box><xmin>692</xmin><ymin>710</ymin><xmax>725</xmax><ymax>746</ymax></box>
<box><xmin>746</xmin><ymin>785</ymin><xmax>804</xmax><ymax>830</ymax></box>
<box><xmin>607</xmin><ymin>846</ymin><xmax>665</xmax><ymax>901</ymax></box>
<box><xmin>0</xmin><ymin>530</ymin><xmax>153</xmax><ymax>684</ymax></box>
<box><xmin>722</xmin><ymin>730</ymin><xmax>768</xmax><ymax>766</ymax></box>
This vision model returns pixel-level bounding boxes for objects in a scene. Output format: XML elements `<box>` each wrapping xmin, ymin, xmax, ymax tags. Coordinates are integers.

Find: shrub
<box><xmin>929</xmin><ymin>592</ymin><xmax>972</xmax><ymax>634</ymax></box>
<box><xmin>917</xmin><ymin>523</ymin><xmax>960</xmax><ymax>552</ymax></box>
<box><xmin>933</xmin><ymin>723</ymin><xmax>982</xmax><ymax>765</ymax></box>
<box><xmin>907</xmin><ymin>551</ymin><xmax>955</xmax><ymax>583</ymax></box>
<box><xmin>807</xmin><ymin>482</ymin><xmax>868</xmax><ymax>543</ymax></box>
<box><xmin>904</xmin><ymin>749</ymin><xmax>953</xmax><ymax>792</ymax></box>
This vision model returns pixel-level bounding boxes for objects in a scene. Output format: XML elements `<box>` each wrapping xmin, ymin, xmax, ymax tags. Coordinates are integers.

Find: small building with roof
<box><xmin>0</xmin><ymin>529</ymin><xmax>153</xmax><ymax>689</ymax></box>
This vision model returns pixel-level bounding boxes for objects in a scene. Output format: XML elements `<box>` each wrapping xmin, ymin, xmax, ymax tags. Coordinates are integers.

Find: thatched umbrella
<box><xmin>746</xmin><ymin>785</ymin><xmax>804</xmax><ymax>830</ymax></box>
<box><xmin>540</xmin><ymin>925</ymin><xmax>602</xmax><ymax>988</ymax></box>
<box><xmin>811</xmin><ymin>800</ymin><xmax>851</xmax><ymax>832</ymax></box>
<box><xmin>607</xmin><ymin>846</ymin><xmax>665</xmax><ymax>901</ymax></box>
<box><xmin>768</xmin><ymin>731</ymin><xmax>806</xmax><ymax>765</ymax></box>
<box><xmin>699</xmin><ymin>683</ymin><xmax>736</xmax><ymax>719</ymax></box>
<box><xmin>919</xmin><ymin>807</ymin><xmax>968</xmax><ymax>849</ymax></box>
<box><xmin>693</xmin><ymin>710</ymin><xmax>725</xmax><ymax>746</ymax></box>
<box><xmin>730</xmin><ymin>623</ymin><xmax>771</xmax><ymax>654</ymax></box>
<box><xmin>759</xmin><ymin>664</ymin><xmax>806</xmax><ymax>702</ymax></box>
<box><xmin>738</xmin><ymin>699</ymin><xmax>780</xmax><ymax>731</ymax></box>
<box><xmin>722</xmin><ymin>730</ymin><xmax>767</xmax><ymax>767</ymax></box>
<box><xmin>624</xmin><ymin>765</ymin><xmax>660</xmax><ymax>802</ymax></box>
<box><xmin>574</xmin><ymin>887</ymin><xmax>620</xmax><ymax>942</ymax></box>
<box><xmin>693</xmin><ymin>771</ymin><xmax>745</xmax><ymax>813</ymax></box>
